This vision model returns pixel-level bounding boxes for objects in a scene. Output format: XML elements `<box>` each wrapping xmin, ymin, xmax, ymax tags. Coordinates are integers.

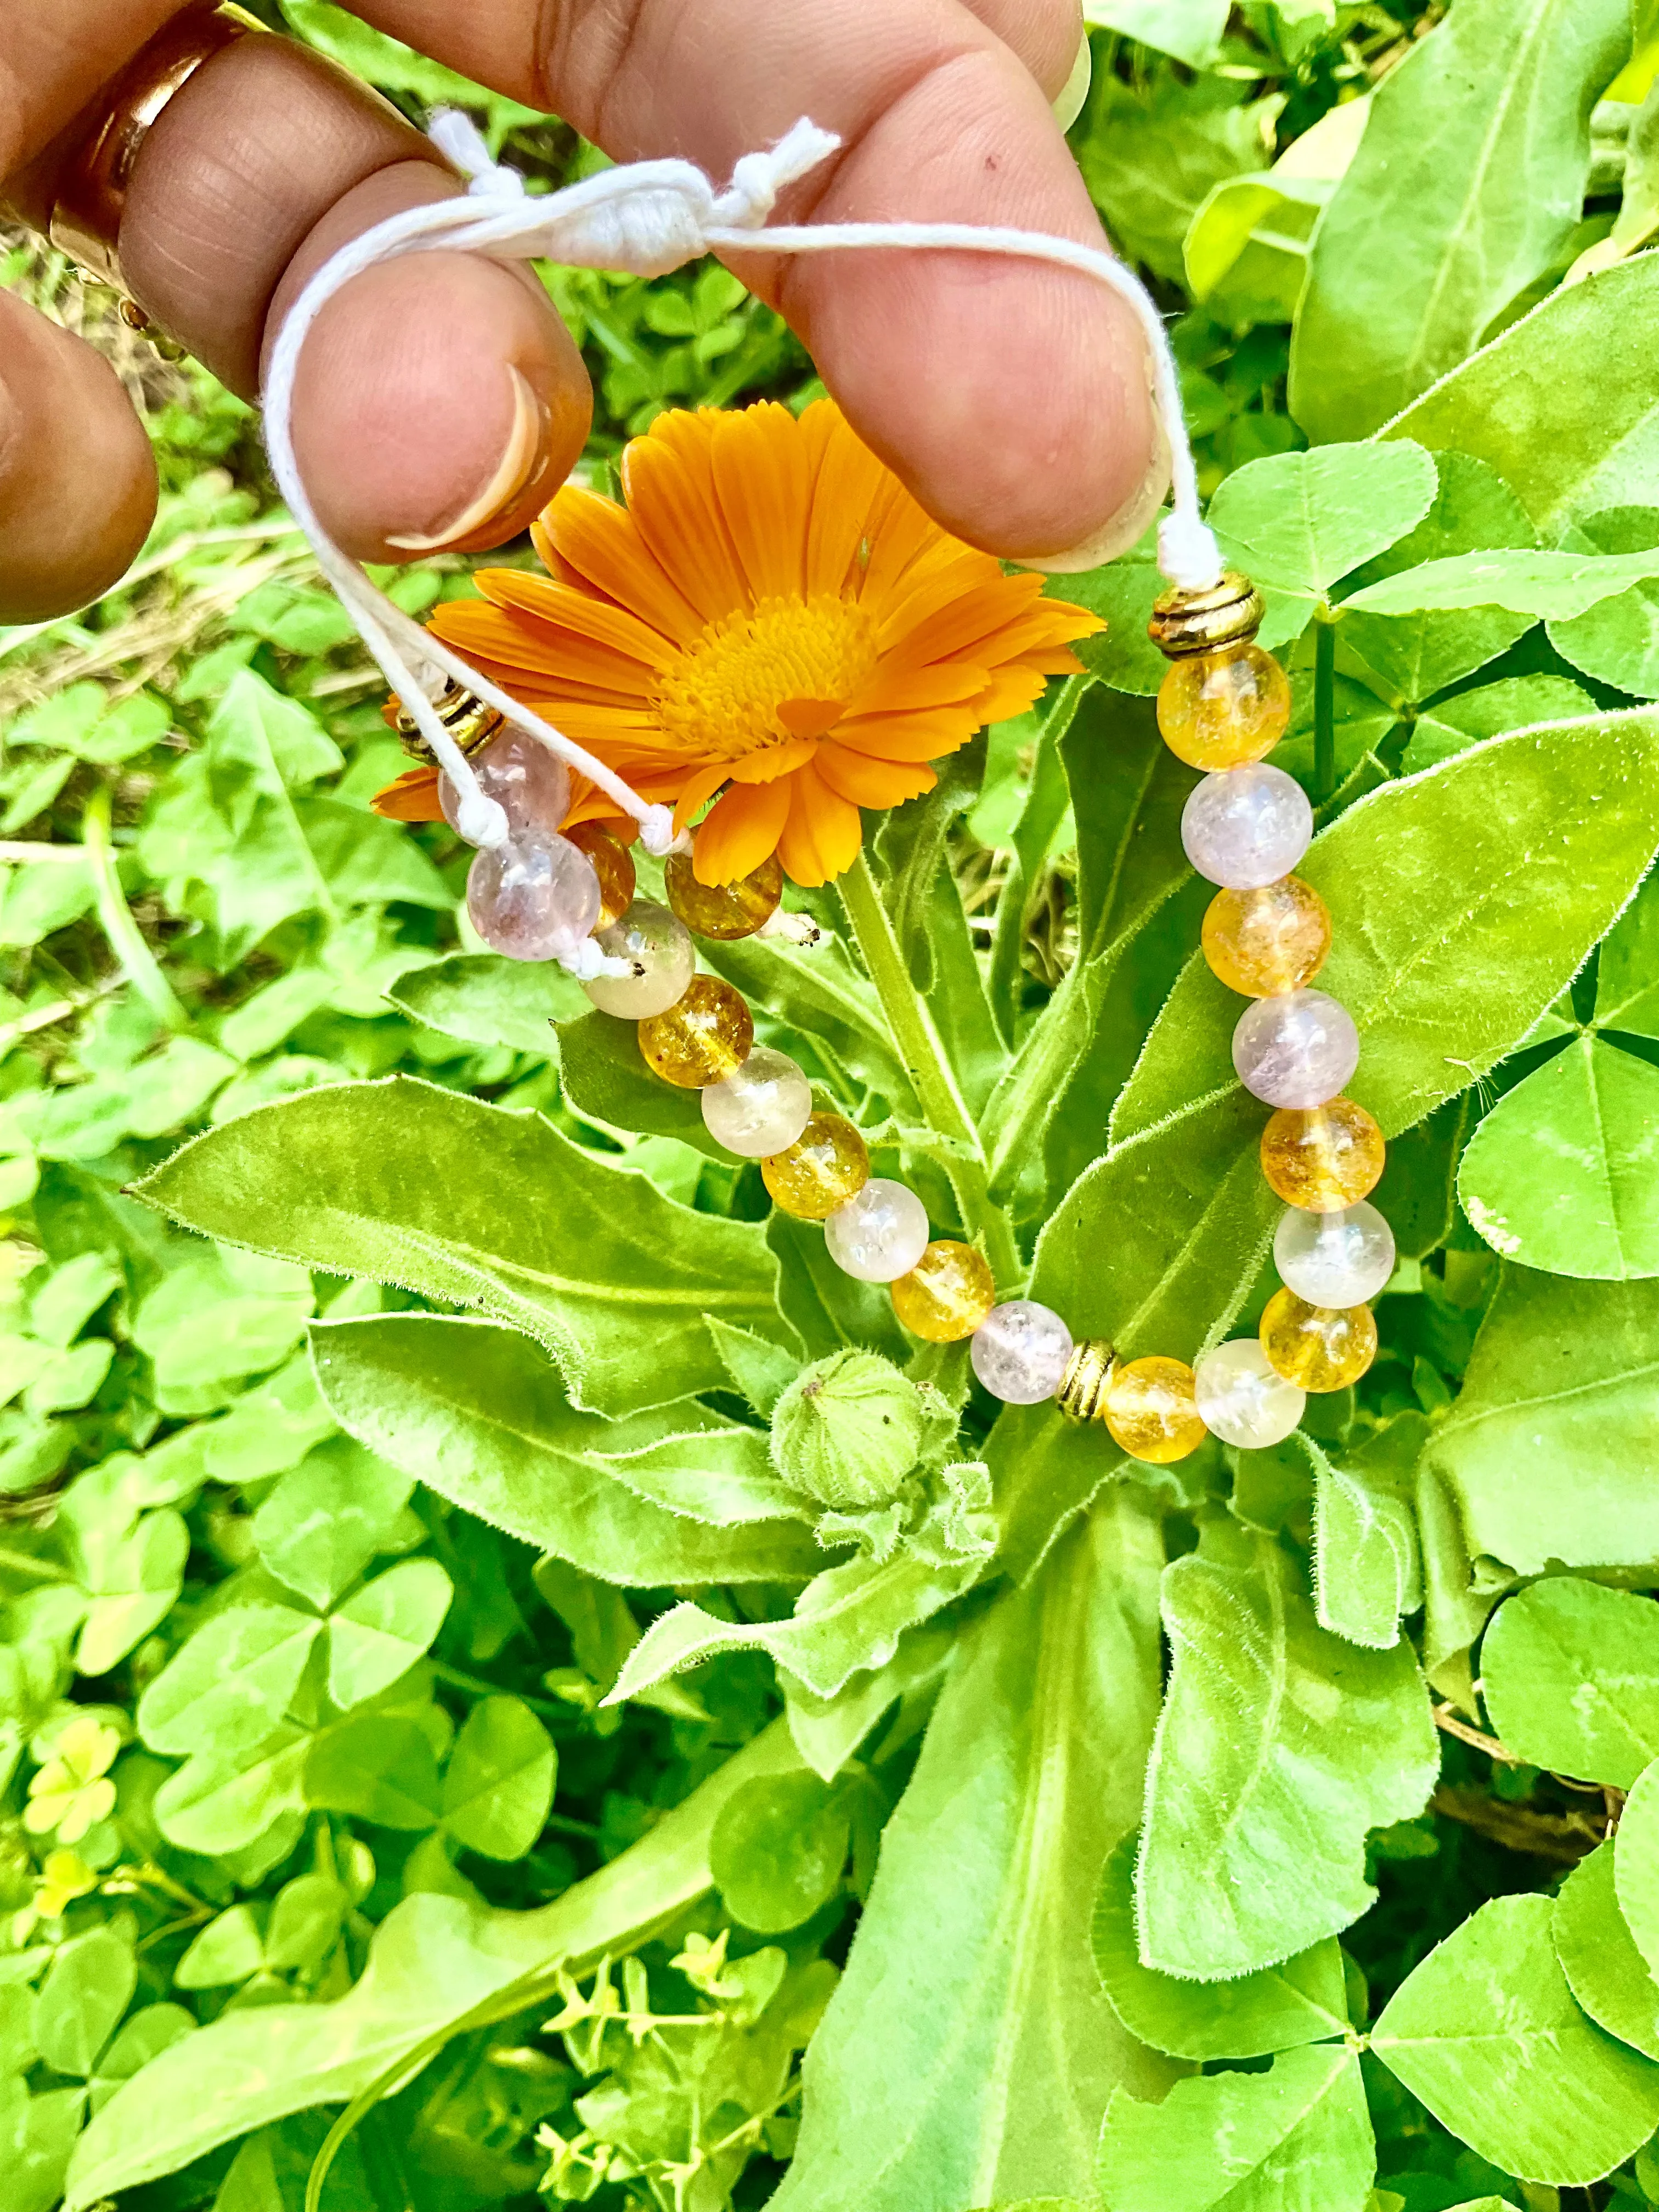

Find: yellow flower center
<box><xmin>651</xmin><ymin>594</ymin><xmax>878</xmax><ymax>759</ymax></box>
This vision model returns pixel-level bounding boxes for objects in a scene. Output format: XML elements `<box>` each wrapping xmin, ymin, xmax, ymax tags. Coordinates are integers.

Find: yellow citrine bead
<box><xmin>664</xmin><ymin>849</ymin><xmax>783</xmax><ymax>940</ymax></box>
<box><xmin>637</xmin><ymin>975</ymin><xmax>753</xmax><ymax>1088</ymax></box>
<box><xmin>1156</xmin><ymin>641</ymin><xmax>1291</xmax><ymax>771</ymax></box>
<box><xmin>762</xmin><ymin>1113</ymin><xmax>869</xmax><ymax>1219</ymax></box>
<box><xmin>1203</xmin><ymin>877</ymin><xmax>1331</xmax><ymax>998</ymax></box>
<box><xmin>1260</xmin><ymin>1097</ymin><xmax>1385</xmax><ymax>1212</ymax></box>
<box><xmin>890</xmin><ymin>1240</ymin><xmax>996</xmax><ymax>1344</ymax></box>
<box><xmin>1259</xmin><ymin>1286</ymin><xmax>1377</xmax><ymax>1392</ymax></box>
<box><xmin>566</xmin><ymin>822</ymin><xmax>636</xmax><ymax>929</ymax></box>
<box><xmin>1102</xmin><ymin>1356</ymin><xmax>1208</xmax><ymax>1464</ymax></box>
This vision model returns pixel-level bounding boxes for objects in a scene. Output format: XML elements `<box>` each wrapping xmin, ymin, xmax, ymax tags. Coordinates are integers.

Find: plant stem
<box><xmin>837</xmin><ymin>850</ymin><xmax>1020</xmax><ymax>1289</ymax></box>
<box><xmin>1313</xmin><ymin>614</ymin><xmax>1337</xmax><ymax>804</ymax></box>
<box><xmin>82</xmin><ymin>786</ymin><xmax>190</xmax><ymax>1034</ymax></box>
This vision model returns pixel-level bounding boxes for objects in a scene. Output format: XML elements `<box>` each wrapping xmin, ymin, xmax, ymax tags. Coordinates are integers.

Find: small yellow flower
<box><xmin>10</xmin><ymin>1849</ymin><xmax>99</xmax><ymax>1947</ymax></box>
<box><xmin>25</xmin><ymin>1717</ymin><xmax>121</xmax><ymax>1843</ymax></box>
<box><xmin>382</xmin><ymin>401</ymin><xmax>1102</xmax><ymax>888</ymax></box>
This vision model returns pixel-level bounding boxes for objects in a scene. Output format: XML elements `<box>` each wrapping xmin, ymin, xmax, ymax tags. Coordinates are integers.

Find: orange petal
<box><xmin>777</xmin><ymin>761</ymin><xmax>864</xmax><ymax>887</ymax></box>
<box><xmin>805</xmin><ymin>406</ymin><xmax>889</xmax><ymax>599</ymax></box>
<box><xmin>977</xmin><ymin>665</ymin><xmax>1053</xmax><ymax>723</ymax></box>
<box><xmin>860</xmin><ymin>479</ymin><xmax>949</xmax><ymax>606</ymax></box>
<box><xmin>849</xmin><ymin>662</ymin><xmax>990</xmax><ymax>716</ymax></box>
<box><xmin>371</xmin><ymin>766</ymin><xmax>445</xmax><ymax>822</ymax></box>
<box><xmin>710</xmin><ymin>404</ymin><xmax>811</xmax><ymax>604</ymax></box>
<box><xmin>814</xmin><ymin>743</ymin><xmax>938</xmax><ymax>808</ymax></box>
<box><xmin>538</xmin><ymin>484</ymin><xmax>706</xmax><ymax>646</ymax></box>
<box><xmin>727</xmin><ymin>733</ymin><xmax>820</xmax><ymax>784</ymax></box>
<box><xmin>832</xmin><ymin>704</ymin><xmax>987</xmax><ymax>762</ymax></box>
<box><xmin>673</xmin><ymin>759</ymin><xmax>730</xmax><ymax>832</ymax></box>
<box><xmin>877</xmin><ymin>570</ymin><xmax>1047</xmax><ymax>658</ymax></box>
<box><xmin>623</xmin><ymin>416</ymin><xmax>752</xmax><ymax>624</ymax></box>
<box><xmin>693</xmin><ymin>778</ymin><xmax>793</xmax><ymax>885</ymax></box>
<box><xmin>776</xmin><ymin>696</ymin><xmax>846</xmax><ymax>741</ymax></box>
<box><xmin>478</xmin><ymin>572</ymin><xmax>678</xmax><ymax>672</ymax></box>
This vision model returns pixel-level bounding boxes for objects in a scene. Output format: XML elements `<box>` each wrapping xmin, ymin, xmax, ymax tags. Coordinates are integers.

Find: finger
<box><xmin>347</xmin><ymin>0</ymin><xmax>1158</xmax><ymax>562</ymax></box>
<box><xmin>0</xmin><ymin>290</ymin><xmax>157</xmax><ymax>622</ymax></box>
<box><xmin>264</xmin><ymin>162</ymin><xmax>592</xmax><ymax>562</ymax></box>
<box><xmin>954</xmin><ymin>0</ymin><xmax>1084</xmax><ymax>99</ymax></box>
<box><xmin>0</xmin><ymin>0</ymin><xmax>184</xmax><ymax>182</ymax></box>
<box><xmin>15</xmin><ymin>29</ymin><xmax>591</xmax><ymax>564</ymax></box>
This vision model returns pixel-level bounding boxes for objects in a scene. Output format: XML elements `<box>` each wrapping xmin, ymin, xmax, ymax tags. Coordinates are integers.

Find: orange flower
<box><xmin>384</xmin><ymin>400</ymin><xmax>1103</xmax><ymax>887</ymax></box>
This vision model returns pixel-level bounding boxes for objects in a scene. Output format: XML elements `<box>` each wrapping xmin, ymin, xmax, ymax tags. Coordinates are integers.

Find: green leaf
<box><xmin>387</xmin><ymin>953</ymin><xmax>584</xmax><ymax>1056</ymax></box>
<box><xmin>1076</xmin><ymin>67</ymin><xmax>1274</xmax><ymax>285</ymax></box>
<box><xmin>138</xmin><ymin>1601</ymin><xmax>322</xmax><ymax>1758</ymax></box>
<box><xmin>1091</xmin><ymin>1832</ymin><xmax>1348</xmax><ymax>2061</ymax></box>
<box><xmin>0</xmin><ymin>855</ymin><xmax>99</xmax><ymax>949</ymax></box>
<box><xmin>132</xmin><ymin>1245</ymin><xmax>314</xmax><ymax>1408</ymax></box>
<box><xmin>1311</xmin><ymin>1444</ymin><xmax>1416</xmax><ymax>1652</ymax></box>
<box><xmin>1598</xmin><ymin>868</ymin><xmax>1659</xmax><ymax>1040</ymax></box>
<box><xmin>1205</xmin><ymin>442</ymin><xmax>1437</xmax><ymax>646</ymax></box>
<box><xmin>1460</xmin><ymin>1033</ymin><xmax>1659</xmax><ymax>1278</ymax></box>
<box><xmin>264</xmin><ymin>1874</ymin><xmax>347</xmax><ymax>1975</ymax></box>
<box><xmin>1097</xmin><ymin>2042</ymin><xmax>1374</xmax><ymax>2212</ymax></box>
<box><xmin>326</xmin><ymin>1559</ymin><xmax>452</xmax><ymax>1709</ymax></box>
<box><xmin>554</xmin><ymin>1010</ymin><xmax>727</xmax><ymax>1156</ymax></box>
<box><xmin>1553</xmin><ymin>1844</ymin><xmax>1659</xmax><ymax>2060</ymax></box>
<box><xmin>1386</xmin><ymin>252</ymin><xmax>1659</xmax><ymax>537</ymax></box>
<box><xmin>1616</xmin><ymin>1758</ymin><xmax>1659</xmax><ymax>1978</ymax></box>
<box><xmin>1137</xmin><ymin>1530</ymin><xmax>1437</xmax><ymax>1980</ymax></box>
<box><xmin>608</xmin><ymin>1545</ymin><xmax>979</xmax><ymax>1704</ymax></box>
<box><xmin>1548</xmin><ymin>505</ymin><xmax>1659</xmax><ymax>696</ymax></box>
<box><xmin>252</xmin><ymin>1440</ymin><xmax>414</xmax><ymax>1611</ymax></box>
<box><xmin>66</xmin><ymin>1722</ymin><xmax>806</xmax><ymax>2207</ymax></box>
<box><xmin>1482</xmin><ymin>1577</ymin><xmax>1659</xmax><ymax>1788</ymax></box>
<box><xmin>136</xmin><ymin>1076</ymin><xmax>790</xmax><ymax>1417</ymax></box>
<box><xmin>313</xmin><ymin>1313</ymin><xmax>822</xmax><ymax>1584</ymax></box>
<box><xmin>441</xmin><ymin>1696</ymin><xmax>556</xmax><ymax>1861</ymax></box>
<box><xmin>88</xmin><ymin>2005</ymin><xmax>193</xmax><ymax>2115</ymax></box>
<box><xmin>69</xmin><ymin>1506</ymin><xmax>190</xmax><ymax>1677</ymax></box>
<box><xmin>1081</xmin><ymin>0</ymin><xmax>1227</xmax><ymax>68</ymax></box>
<box><xmin>1370</xmin><ymin>1893</ymin><xmax>1659</xmax><ymax>2185</ymax></box>
<box><xmin>1062</xmin><ymin>527</ymin><xmax>1167</xmax><ymax>698</ymax></box>
<box><xmin>1399</xmin><ymin>674</ymin><xmax>1594</xmax><ymax>776</ymax></box>
<box><xmin>710</xmin><ymin>1773</ymin><xmax>850</xmax><ymax>1933</ymax></box>
<box><xmin>174</xmin><ymin>1905</ymin><xmax>268</xmax><ymax>1992</ymax></box>
<box><xmin>1338</xmin><ymin>453</ymin><xmax>1537</xmax><ymax>707</ymax></box>
<box><xmin>304</xmin><ymin>1713</ymin><xmax>442</xmax><ymax>1830</ymax></box>
<box><xmin>1422</xmin><ymin>1270</ymin><xmax>1659</xmax><ymax>1573</ymax></box>
<box><xmin>1290</xmin><ymin>0</ymin><xmax>1632</xmax><ymax>440</ymax></box>
<box><xmin>1341</xmin><ymin>545</ymin><xmax>1659</xmax><ymax>622</ymax></box>
<box><xmin>768</xmin><ymin>1493</ymin><xmax>1175</xmax><ymax>2212</ymax></box>
<box><xmin>151</xmin><ymin>1728</ymin><xmax>311</xmax><ymax>1856</ymax></box>
<box><xmin>35</xmin><ymin>1928</ymin><xmax>134</xmax><ymax>2079</ymax></box>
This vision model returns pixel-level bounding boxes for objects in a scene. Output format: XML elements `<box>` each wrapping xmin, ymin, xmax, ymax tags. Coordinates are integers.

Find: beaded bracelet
<box><xmin>412</xmin><ymin>561</ymin><xmax>1392</xmax><ymax>1469</ymax></box>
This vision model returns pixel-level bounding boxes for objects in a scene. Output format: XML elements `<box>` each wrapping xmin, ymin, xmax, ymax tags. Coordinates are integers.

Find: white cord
<box><xmin>261</xmin><ymin>110</ymin><xmax>1222</xmax><ymax>901</ymax></box>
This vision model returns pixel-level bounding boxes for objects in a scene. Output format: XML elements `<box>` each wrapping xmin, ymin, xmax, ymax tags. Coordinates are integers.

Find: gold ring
<box><xmin>48</xmin><ymin>3</ymin><xmax>268</xmax><ymax>295</ymax></box>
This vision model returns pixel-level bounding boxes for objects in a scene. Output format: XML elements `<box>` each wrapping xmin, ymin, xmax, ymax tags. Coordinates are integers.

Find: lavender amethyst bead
<box><xmin>467</xmin><ymin>832</ymin><xmax>601</xmax><ymax>963</ymax></box>
<box><xmin>1182</xmin><ymin>764</ymin><xmax>1313</xmax><ymax>889</ymax></box>
<box><xmin>441</xmin><ymin>729</ymin><xmax>571</xmax><ymax>839</ymax></box>
<box><xmin>1232</xmin><ymin>989</ymin><xmax>1359</xmax><ymax>1109</ymax></box>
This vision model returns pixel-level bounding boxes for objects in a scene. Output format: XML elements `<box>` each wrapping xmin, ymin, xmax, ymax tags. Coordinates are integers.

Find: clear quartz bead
<box><xmin>1194</xmin><ymin>1338</ymin><xmax>1305</xmax><ymax>1449</ymax></box>
<box><xmin>701</xmin><ymin>1047</ymin><xmax>812</xmax><ymax>1158</ymax></box>
<box><xmin>822</xmin><ymin>1178</ymin><xmax>930</xmax><ymax>1283</ymax></box>
<box><xmin>970</xmin><ymin>1300</ymin><xmax>1075</xmax><ymax>1404</ymax></box>
<box><xmin>1232</xmin><ymin>988</ymin><xmax>1359</xmax><ymax>1108</ymax></box>
<box><xmin>1182</xmin><ymin>763</ymin><xmax>1313</xmax><ymax>888</ymax></box>
<box><xmin>467</xmin><ymin>832</ymin><xmax>601</xmax><ymax>964</ymax></box>
<box><xmin>582</xmin><ymin>900</ymin><xmax>695</xmax><ymax>1018</ymax></box>
<box><xmin>441</xmin><ymin>729</ymin><xmax>571</xmax><ymax>839</ymax></box>
<box><xmin>1274</xmin><ymin>1200</ymin><xmax>1396</xmax><ymax>1307</ymax></box>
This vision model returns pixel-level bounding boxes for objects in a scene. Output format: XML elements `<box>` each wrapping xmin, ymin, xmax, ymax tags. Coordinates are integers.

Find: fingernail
<box><xmin>386</xmin><ymin>363</ymin><xmax>545</xmax><ymax>552</ymax></box>
<box><xmin>1053</xmin><ymin>27</ymin><xmax>1093</xmax><ymax>131</ymax></box>
<box><xmin>1017</xmin><ymin>384</ymin><xmax>1172</xmax><ymax>577</ymax></box>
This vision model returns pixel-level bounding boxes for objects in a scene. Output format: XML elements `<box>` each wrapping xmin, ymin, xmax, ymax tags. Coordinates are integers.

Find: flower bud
<box><xmin>769</xmin><ymin>1350</ymin><xmax>926</xmax><ymax>1509</ymax></box>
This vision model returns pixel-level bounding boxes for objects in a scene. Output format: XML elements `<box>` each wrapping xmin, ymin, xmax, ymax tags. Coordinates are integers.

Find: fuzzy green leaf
<box><xmin>768</xmin><ymin>1493</ymin><xmax>1174</xmax><ymax>2212</ymax></box>
<box><xmin>1615</xmin><ymin>1758</ymin><xmax>1659</xmax><ymax>1979</ymax></box>
<box><xmin>313</xmin><ymin>1312</ymin><xmax>822</xmax><ymax>1585</ymax></box>
<box><xmin>1458</xmin><ymin>1035</ymin><xmax>1659</xmax><ymax>1278</ymax></box>
<box><xmin>388</xmin><ymin>953</ymin><xmax>585</xmax><ymax>1056</ymax></box>
<box><xmin>1598</xmin><ymin>870</ymin><xmax>1659</xmax><ymax>1040</ymax></box>
<box><xmin>1290</xmin><ymin>0</ymin><xmax>1631</xmax><ymax>441</ymax></box>
<box><xmin>1371</xmin><ymin>1893</ymin><xmax>1659</xmax><ymax>2185</ymax></box>
<box><xmin>1482</xmin><ymin>1577</ymin><xmax>1659</xmax><ymax>1789</ymax></box>
<box><xmin>1422</xmin><ymin>1270</ymin><xmax>1659</xmax><ymax>1573</ymax></box>
<box><xmin>1341</xmin><ymin>545</ymin><xmax>1659</xmax><ymax>621</ymax></box>
<box><xmin>1097</xmin><ymin>2042</ymin><xmax>1374</xmax><ymax>2212</ymax></box>
<box><xmin>136</xmin><ymin>1076</ymin><xmax>789</xmax><ymax>1416</ymax></box>
<box><xmin>1091</xmin><ymin>1832</ymin><xmax>1348</xmax><ymax>2061</ymax></box>
<box><xmin>1553</xmin><ymin>1844</ymin><xmax>1659</xmax><ymax>2061</ymax></box>
<box><xmin>1137</xmin><ymin>1530</ymin><xmax>1438</xmax><ymax>1980</ymax></box>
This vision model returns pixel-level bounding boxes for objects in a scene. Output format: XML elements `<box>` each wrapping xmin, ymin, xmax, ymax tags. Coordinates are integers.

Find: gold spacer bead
<box><xmin>1147</xmin><ymin>570</ymin><xmax>1266</xmax><ymax>659</ymax></box>
<box><xmin>1057</xmin><ymin>1337</ymin><xmax>1115</xmax><ymax>1423</ymax></box>
<box><xmin>394</xmin><ymin>681</ymin><xmax>506</xmax><ymax>764</ymax></box>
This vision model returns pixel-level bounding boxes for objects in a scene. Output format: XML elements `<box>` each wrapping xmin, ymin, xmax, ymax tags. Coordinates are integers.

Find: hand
<box><xmin>0</xmin><ymin>0</ymin><xmax>1163</xmax><ymax>623</ymax></box>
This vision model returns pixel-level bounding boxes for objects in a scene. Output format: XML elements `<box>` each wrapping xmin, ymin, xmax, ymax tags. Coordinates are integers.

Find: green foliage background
<box><xmin>5</xmin><ymin>3</ymin><xmax>1659</xmax><ymax>2210</ymax></box>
